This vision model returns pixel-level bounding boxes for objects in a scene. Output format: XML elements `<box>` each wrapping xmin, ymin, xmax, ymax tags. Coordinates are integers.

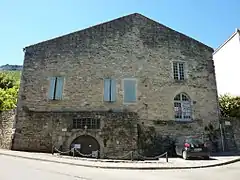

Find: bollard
<box><xmin>131</xmin><ymin>151</ymin><xmax>134</xmax><ymax>161</ymax></box>
<box><xmin>166</xmin><ymin>152</ymin><xmax>168</xmax><ymax>162</ymax></box>
<box><xmin>72</xmin><ymin>148</ymin><xmax>75</xmax><ymax>157</ymax></box>
<box><xmin>52</xmin><ymin>146</ymin><xmax>54</xmax><ymax>155</ymax></box>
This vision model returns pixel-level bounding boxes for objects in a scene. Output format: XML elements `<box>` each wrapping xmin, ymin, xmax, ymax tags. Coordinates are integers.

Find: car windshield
<box><xmin>186</xmin><ymin>137</ymin><xmax>204</xmax><ymax>145</ymax></box>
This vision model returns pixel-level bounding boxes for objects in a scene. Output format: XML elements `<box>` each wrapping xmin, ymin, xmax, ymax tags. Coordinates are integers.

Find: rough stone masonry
<box><xmin>12</xmin><ymin>13</ymin><xmax>220</xmax><ymax>158</ymax></box>
<box><xmin>0</xmin><ymin>110</ymin><xmax>15</xmax><ymax>149</ymax></box>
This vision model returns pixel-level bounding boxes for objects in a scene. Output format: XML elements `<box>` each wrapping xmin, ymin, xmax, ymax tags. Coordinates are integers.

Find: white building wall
<box><xmin>213</xmin><ymin>31</ymin><xmax>240</xmax><ymax>96</ymax></box>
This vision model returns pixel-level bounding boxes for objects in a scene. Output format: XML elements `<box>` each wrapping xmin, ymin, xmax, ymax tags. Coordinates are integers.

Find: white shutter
<box><xmin>103</xmin><ymin>79</ymin><xmax>110</xmax><ymax>101</ymax></box>
<box><xmin>110</xmin><ymin>79</ymin><xmax>116</xmax><ymax>102</ymax></box>
<box><xmin>48</xmin><ymin>77</ymin><xmax>56</xmax><ymax>99</ymax></box>
<box><xmin>55</xmin><ymin>77</ymin><xmax>64</xmax><ymax>100</ymax></box>
<box><xmin>123</xmin><ymin>79</ymin><xmax>137</xmax><ymax>103</ymax></box>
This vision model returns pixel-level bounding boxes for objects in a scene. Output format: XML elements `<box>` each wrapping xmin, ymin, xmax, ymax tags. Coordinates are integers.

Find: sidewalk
<box><xmin>0</xmin><ymin>149</ymin><xmax>240</xmax><ymax>170</ymax></box>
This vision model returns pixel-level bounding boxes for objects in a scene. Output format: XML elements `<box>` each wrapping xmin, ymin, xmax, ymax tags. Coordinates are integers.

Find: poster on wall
<box><xmin>74</xmin><ymin>144</ymin><xmax>81</xmax><ymax>149</ymax></box>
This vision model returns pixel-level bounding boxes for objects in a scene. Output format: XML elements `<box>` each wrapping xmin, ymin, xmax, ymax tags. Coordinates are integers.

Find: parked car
<box><xmin>175</xmin><ymin>136</ymin><xmax>210</xmax><ymax>160</ymax></box>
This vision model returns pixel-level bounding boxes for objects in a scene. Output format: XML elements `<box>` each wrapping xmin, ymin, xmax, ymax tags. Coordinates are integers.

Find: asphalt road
<box><xmin>0</xmin><ymin>155</ymin><xmax>240</xmax><ymax>180</ymax></box>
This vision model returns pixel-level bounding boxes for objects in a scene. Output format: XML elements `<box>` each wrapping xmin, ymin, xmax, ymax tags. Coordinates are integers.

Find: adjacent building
<box><xmin>213</xmin><ymin>29</ymin><xmax>240</xmax><ymax>96</ymax></box>
<box><xmin>12</xmin><ymin>13</ymin><xmax>220</xmax><ymax>158</ymax></box>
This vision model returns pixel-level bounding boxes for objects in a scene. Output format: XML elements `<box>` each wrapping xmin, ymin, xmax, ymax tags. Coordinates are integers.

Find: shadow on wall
<box><xmin>219</xmin><ymin>118</ymin><xmax>240</xmax><ymax>153</ymax></box>
<box><xmin>137</xmin><ymin>120</ymin><xmax>231</xmax><ymax>157</ymax></box>
<box><xmin>137</xmin><ymin>124</ymin><xmax>177</xmax><ymax>157</ymax></box>
<box><xmin>203</xmin><ymin>119</ymin><xmax>240</xmax><ymax>153</ymax></box>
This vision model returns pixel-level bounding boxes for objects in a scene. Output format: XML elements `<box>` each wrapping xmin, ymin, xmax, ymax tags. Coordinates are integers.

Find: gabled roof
<box><xmin>24</xmin><ymin>13</ymin><xmax>213</xmax><ymax>51</ymax></box>
<box><xmin>213</xmin><ymin>28</ymin><xmax>240</xmax><ymax>55</ymax></box>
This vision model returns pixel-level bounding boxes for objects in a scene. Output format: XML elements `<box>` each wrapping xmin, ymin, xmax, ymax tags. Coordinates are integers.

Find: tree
<box><xmin>0</xmin><ymin>73</ymin><xmax>15</xmax><ymax>89</ymax></box>
<box><xmin>0</xmin><ymin>71</ymin><xmax>20</xmax><ymax>112</ymax></box>
<box><xmin>0</xmin><ymin>87</ymin><xmax>18</xmax><ymax>111</ymax></box>
<box><xmin>219</xmin><ymin>94</ymin><xmax>240</xmax><ymax>119</ymax></box>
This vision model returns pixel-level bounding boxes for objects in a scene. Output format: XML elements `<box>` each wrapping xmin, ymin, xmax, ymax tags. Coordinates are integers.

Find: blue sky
<box><xmin>0</xmin><ymin>0</ymin><xmax>239</xmax><ymax>65</ymax></box>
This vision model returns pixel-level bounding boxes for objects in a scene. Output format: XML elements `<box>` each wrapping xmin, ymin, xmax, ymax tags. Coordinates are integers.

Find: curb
<box><xmin>53</xmin><ymin>154</ymin><xmax>162</xmax><ymax>164</ymax></box>
<box><xmin>0</xmin><ymin>152</ymin><xmax>240</xmax><ymax>170</ymax></box>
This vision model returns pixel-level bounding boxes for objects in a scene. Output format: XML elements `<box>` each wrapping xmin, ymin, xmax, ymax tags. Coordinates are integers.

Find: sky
<box><xmin>0</xmin><ymin>0</ymin><xmax>239</xmax><ymax>65</ymax></box>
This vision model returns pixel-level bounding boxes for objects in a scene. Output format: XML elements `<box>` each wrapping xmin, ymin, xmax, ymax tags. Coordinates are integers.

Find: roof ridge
<box><xmin>213</xmin><ymin>29</ymin><xmax>239</xmax><ymax>55</ymax></box>
<box><xmin>24</xmin><ymin>13</ymin><xmax>139</xmax><ymax>49</ymax></box>
<box><xmin>24</xmin><ymin>13</ymin><xmax>213</xmax><ymax>52</ymax></box>
<box><xmin>134</xmin><ymin>13</ymin><xmax>213</xmax><ymax>51</ymax></box>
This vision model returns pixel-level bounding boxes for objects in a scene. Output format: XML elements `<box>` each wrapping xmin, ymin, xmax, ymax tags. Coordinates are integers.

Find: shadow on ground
<box><xmin>211</xmin><ymin>152</ymin><xmax>240</xmax><ymax>157</ymax></box>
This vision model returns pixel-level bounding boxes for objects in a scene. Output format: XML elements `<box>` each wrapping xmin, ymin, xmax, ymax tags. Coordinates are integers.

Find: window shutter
<box><xmin>48</xmin><ymin>77</ymin><xmax>56</xmax><ymax>99</ymax></box>
<box><xmin>124</xmin><ymin>79</ymin><xmax>137</xmax><ymax>103</ymax></box>
<box><xmin>55</xmin><ymin>77</ymin><xmax>64</xmax><ymax>100</ymax></box>
<box><xmin>110</xmin><ymin>79</ymin><xmax>116</xmax><ymax>102</ymax></box>
<box><xmin>104</xmin><ymin>79</ymin><xmax>110</xmax><ymax>101</ymax></box>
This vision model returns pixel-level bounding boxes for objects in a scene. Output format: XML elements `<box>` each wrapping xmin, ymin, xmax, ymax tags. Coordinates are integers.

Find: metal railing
<box><xmin>135</xmin><ymin>151</ymin><xmax>168</xmax><ymax>162</ymax></box>
<box><xmin>52</xmin><ymin>146</ymin><xmax>169</xmax><ymax>162</ymax></box>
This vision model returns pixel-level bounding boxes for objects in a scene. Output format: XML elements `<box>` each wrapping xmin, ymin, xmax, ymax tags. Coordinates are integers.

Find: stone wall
<box><xmin>0</xmin><ymin>110</ymin><xmax>15</xmax><ymax>149</ymax></box>
<box><xmin>220</xmin><ymin>117</ymin><xmax>240</xmax><ymax>152</ymax></box>
<box><xmin>12</xmin><ymin>110</ymin><xmax>137</xmax><ymax>158</ymax></box>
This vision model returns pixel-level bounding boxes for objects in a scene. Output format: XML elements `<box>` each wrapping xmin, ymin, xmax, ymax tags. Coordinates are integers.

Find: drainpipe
<box><xmin>217</xmin><ymin>99</ymin><xmax>225</xmax><ymax>152</ymax></box>
<box><xmin>219</xmin><ymin>122</ymin><xmax>225</xmax><ymax>152</ymax></box>
<box><xmin>51</xmin><ymin>112</ymin><xmax>54</xmax><ymax>152</ymax></box>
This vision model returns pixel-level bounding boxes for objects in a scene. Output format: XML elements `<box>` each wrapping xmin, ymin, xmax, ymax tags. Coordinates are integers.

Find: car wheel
<box><xmin>182</xmin><ymin>151</ymin><xmax>188</xmax><ymax>160</ymax></box>
<box><xmin>203</xmin><ymin>156</ymin><xmax>209</xmax><ymax>160</ymax></box>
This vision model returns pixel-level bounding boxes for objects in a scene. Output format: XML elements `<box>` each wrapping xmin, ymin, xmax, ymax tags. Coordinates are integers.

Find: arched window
<box><xmin>174</xmin><ymin>93</ymin><xmax>192</xmax><ymax>121</ymax></box>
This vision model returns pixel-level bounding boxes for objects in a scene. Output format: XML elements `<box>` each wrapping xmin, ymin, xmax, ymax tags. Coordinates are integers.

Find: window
<box><xmin>173</xmin><ymin>62</ymin><xmax>185</xmax><ymax>80</ymax></box>
<box><xmin>174</xmin><ymin>93</ymin><xmax>192</xmax><ymax>121</ymax></box>
<box><xmin>48</xmin><ymin>77</ymin><xmax>64</xmax><ymax>100</ymax></box>
<box><xmin>123</xmin><ymin>79</ymin><xmax>137</xmax><ymax>103</ymax></box>
<box><xmin>103</xmin><ymin>79</ymin><xmax>116</xmax><ymax>102</ymax></box>
<box><xmin>72</xmin><ymin>118</ymin><xmax>100</xmax><ymax>129</ymax></box>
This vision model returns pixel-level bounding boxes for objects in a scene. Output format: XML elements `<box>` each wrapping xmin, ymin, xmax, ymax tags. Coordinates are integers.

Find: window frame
<box><xmin>174</xmin><ymin>93</ymin><xmax>192</xmax><ymax>121</ymax></box>
<box><xmin>172</xmin><ymin>61</ymin><xmax>186</xmax><ymax>81</ymax></box>
<box><xmin>72</xmin><ymin>118</ymin><xmax>100</xmax><ymax>129</ymax></box>
<box><xmin>123</xmin><ymin>78</ymin><xmax>137</xmax><ymax>104</ymax></box>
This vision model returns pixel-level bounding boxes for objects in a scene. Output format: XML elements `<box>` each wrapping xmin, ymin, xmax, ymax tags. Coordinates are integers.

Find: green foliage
<box><xmin>0</xmin><ymin>71</ymin><xmax>21</xmax><ymax>112</ymax></box>
<box><xmin>219</xmin><ymin>94</ymin><xmax>240</xmax><ymax>119</ymax></box>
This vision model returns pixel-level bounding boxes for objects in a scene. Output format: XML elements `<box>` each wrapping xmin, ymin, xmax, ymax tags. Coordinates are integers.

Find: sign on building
<box><xmin>74</xmin><ymin>144</ymin><xmax>81</xmax><ymax>149</ymax></box>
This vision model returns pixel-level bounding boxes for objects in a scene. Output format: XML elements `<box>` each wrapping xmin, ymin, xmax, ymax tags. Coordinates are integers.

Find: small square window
<box><xmin>173</xmin><ymin>62</ymin><xmax>185</xmax><ymax>80</ymax></box>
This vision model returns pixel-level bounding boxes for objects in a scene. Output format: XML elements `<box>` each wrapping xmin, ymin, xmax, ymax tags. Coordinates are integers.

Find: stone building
<box><xmin>12</xmin><ymin>13</ymin><xmax>220</xmax><ymax>158</ymax></box>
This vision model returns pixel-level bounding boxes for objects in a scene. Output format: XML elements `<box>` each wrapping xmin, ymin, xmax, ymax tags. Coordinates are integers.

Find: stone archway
<box><xmin>70</xmin><ymin>135</ymin><xmax>100</xmax><ymax>157</ymax></box>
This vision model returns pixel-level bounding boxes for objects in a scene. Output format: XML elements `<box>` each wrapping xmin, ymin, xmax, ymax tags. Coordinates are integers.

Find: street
<box><xmin>0</xmin><ymin>155</ymin><xmax>240</xmax><ymax>180</ymax></box>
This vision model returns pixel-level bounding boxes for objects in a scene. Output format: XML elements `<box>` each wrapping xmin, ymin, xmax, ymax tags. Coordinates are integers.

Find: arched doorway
<box><xmin>70</xmin><ymin>135</ymin><xmax>100</xmax><ymax>158</ymax></box>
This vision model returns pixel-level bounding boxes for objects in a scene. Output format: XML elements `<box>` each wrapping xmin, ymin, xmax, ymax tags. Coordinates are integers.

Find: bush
<box><xmin>0</xmin><ymin>71</ymin><xmax>20</xmax><ymax>112</ymax></box>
